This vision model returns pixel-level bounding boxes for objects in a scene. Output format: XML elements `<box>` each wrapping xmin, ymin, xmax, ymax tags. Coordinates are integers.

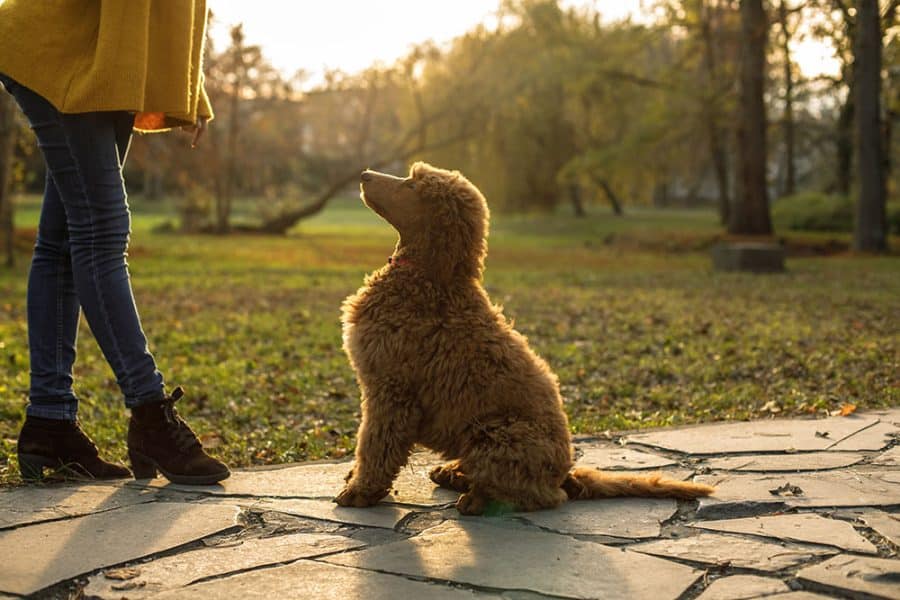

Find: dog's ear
<box><xmin>414</xmin><ymin>166</ymin><xmax>488</xmax><ymax>286</ymax></box>
<box><xmin>425</xmin><ymin>193</ymin><xmax>467</xmax><ymax>285</ymax></box>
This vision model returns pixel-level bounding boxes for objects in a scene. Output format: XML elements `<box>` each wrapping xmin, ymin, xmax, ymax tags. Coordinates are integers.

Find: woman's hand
<box><xmin>182</xmin><ymin>116</ymin><xmax>208</xmax><ymax>148</ymax></box>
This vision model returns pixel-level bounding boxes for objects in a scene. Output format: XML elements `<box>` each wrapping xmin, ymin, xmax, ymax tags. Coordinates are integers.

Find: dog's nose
<box><xmin>361</xmin><ymin>171</ymin><xmax>372</xmax><ymax>182</ymax></box>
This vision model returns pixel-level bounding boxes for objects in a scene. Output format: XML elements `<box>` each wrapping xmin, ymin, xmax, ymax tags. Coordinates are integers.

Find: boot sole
<box><xmin>129</xmin><ymin>449</ymin><xmax>230</xmax><ymax>486</ymax></box>
<box><xmin>17</xmin><ymin>453</ymin><xmax>130</xmax><ymax>482</ymax></box>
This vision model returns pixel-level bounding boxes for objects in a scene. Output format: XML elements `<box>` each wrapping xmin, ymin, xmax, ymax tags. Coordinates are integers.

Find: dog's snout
<box><xmin>361</xmin><ymin>171</ymin><xmax>372</xmax><ymax>182</ymax></box>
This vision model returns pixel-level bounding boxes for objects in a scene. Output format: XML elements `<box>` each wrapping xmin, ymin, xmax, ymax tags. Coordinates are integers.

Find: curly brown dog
<box><xmin>334</xmin><ymin>162</ymin><xmax>714</xmax><ymax>515</ymax></box>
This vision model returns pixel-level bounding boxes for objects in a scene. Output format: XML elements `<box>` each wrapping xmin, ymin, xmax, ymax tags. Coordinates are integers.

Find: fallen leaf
<box><xmin>760</xmin><ymin>400</ymin><xmax>781</xmax><ymax>414</ymax></box>
<box><xmin>815</xmin><ymin>431</ymin><xmax>830</xmax><ymax>438</ymax></box>
<box><xmin>104</xmin><ymin>567</ymin><xmax>141</xmax><ymax>580</ymax></box>
<box><xmin>839</xmin><ymin>403</ymin><xmax>857</xmax><ymax>417</ymax></box>
<box><xmin>200</xmin><ymin>432</ymin><xmax>223</xmax><ymax>449</ymax></box>
<box><xmin>112</xmin><ymin>581</ymin><xmax>147</xmax><ymax>591</ymax></box>
<box><xmin>769</xmin><ymin>483</ymin><xmax>804</xmax><ymax>497</ymax></box>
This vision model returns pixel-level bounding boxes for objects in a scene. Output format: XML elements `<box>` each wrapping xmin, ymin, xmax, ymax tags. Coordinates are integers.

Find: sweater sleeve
<box><xmin>198</xmin><ymin>78</ymin><xmax>214</xmax><ymax>121</ymax></box>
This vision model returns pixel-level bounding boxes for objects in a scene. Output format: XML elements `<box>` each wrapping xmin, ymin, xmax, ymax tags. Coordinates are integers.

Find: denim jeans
<box><xmin>0</xmin><ymin>74</ymin><xmax>165</xmax><ymax>419</ymax></box>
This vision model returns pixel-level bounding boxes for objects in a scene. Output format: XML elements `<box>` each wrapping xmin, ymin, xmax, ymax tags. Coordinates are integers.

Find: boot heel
<box><xmin>129</xmin><ymin>451</ymin><xmax>157</xmax><ymax>479</ymax></box>
<box><xmin>18</xmin><ymin>453</ymin><xmax>52</xmax><ymax>482</ymax></box>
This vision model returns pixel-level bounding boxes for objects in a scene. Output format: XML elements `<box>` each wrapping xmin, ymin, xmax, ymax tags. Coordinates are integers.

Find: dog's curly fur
<box><xmin>335</xmin><ymin>162</ymin><xmax>714</xmax><ymax>514</ymax></box>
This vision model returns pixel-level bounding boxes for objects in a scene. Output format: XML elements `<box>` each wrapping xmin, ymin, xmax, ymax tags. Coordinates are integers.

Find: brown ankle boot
<box><xmin>17</xmin><ymin>416</ymin><xmax>132</xmax><ymax>481</ymax></box>
<box><xmin>128</xmin><ymin>387</ymin><xmax>230</xmax><ymax>485</ymax></box>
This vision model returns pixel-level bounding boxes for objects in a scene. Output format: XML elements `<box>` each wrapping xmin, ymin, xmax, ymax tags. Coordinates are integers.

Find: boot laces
<box><xmin>162</xmin><ymin>387</ymin><xmax>201</xmax><ymax>452</ymax></box>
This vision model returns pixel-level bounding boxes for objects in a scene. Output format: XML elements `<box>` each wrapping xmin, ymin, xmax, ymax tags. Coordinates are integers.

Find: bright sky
<box><xmin>207</xmin><ymin>0</ymin><xmax>840</xmax><ymax>83</ymax></box>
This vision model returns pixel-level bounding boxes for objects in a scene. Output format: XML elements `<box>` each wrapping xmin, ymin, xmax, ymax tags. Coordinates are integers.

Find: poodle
<box><xmin>334</xmin><ymin>162</ymin><xmax>714</xmax><ymax>514</ymax></box>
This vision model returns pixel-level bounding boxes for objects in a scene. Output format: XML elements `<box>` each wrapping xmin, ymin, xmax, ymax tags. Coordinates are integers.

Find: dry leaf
<box><xmin>769</xmin><ymin>483</ymin><xmax>804</xmax><ymax>497</ymax></box>
<box><xmin>104</xmin><ymin>567</ymin><xmax>141</xmax><ymax>580</ymax></box>
<box><xmin>839</xmin><ymin>403</ymin><xmax>857</xmax><ymax>417</ymax></box>
<box><xmin>760</xmin><ymin>400</ymin><xmax>782</xmax><ymax>414</ymax></box>
<box><xmin>200</xmin><ymin>432</ymin><xmax>223</xmax><ymax>449</ymax></box>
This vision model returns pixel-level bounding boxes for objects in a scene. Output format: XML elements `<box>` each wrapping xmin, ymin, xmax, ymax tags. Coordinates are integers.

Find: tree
<box><xmin>0</xmin><ymin>91</ymin><xmax>16</xmax><ymax>267</ymax></box>
<box><xmin>776</xmin><ymin>0</ymin><xmax>802</xmax><ymax>197</ymax></box>
<box><xmin>729</xmin><ymin>0</ymin><xmax>773</xmax><ymax>235</ymax></box>
<box><xmin>853</xmin><ymin>0</ymin><xmax>887</xmax><ymax>251</ymax></box>
<box><xmin>702</xmin><ymin>1</ymin><xmax>737</xmax><ymax>223</ymax></box>
<box><xmin>812</xmin><ymin>0</ymin><xmax>896</xmax><ymax>197</ymax></box>
<box><xmin>650</xmin><ymin>0</ymin><xmax>741</xmax><ymax>221</ymax></box>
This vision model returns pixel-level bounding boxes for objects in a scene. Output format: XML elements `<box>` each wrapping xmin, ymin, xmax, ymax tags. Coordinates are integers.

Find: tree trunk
<box><xmin>778</xmin><ymin>0</ymin><xmax>796</xmax><ymax>197</ymax></box>
<box><xmin>709</xmin><ymin>123</ymin><xmax>731</xmax><ymax>224</ymax></box>
<box><xmin>729</xmin><ymin>0</ymin><xmax>772</xmax><ymax>235</ymax></box>
<box><xmin>597</xmin><ymin>179</ymin><xmax>624</xmax><ymax>216</ymax></box>
<box><xmin>0</xmin><ymin>92</ymin><xmax>16</xmax><ymax>268</ymax></box>
<box><xmin>568</xmin><ymin>184</ymin><xmax>586</xmax><ymax>217</ymax></box>
<box><xmin>653</xmin><ymin>182</ymin><xmax>669</xmax><ymax>208</ymax></box>
<box><xmin>835</xmin><ymin>89</ymin><xmax>854</xmax><ymax>195</ymax></box>
<box><xmin>700</xmin><ymin>0</ymin><xmax>731</xmax><ymax>224</ymax></box>
<box><xmin>853</xmin><ymin>0</ymin><xmax>887</xmax><ymax>252</ymax></box>
<box><xmin>218</xmin><ymin>25</ymin><xmax>244</xmax><ymax>234</ymax></box>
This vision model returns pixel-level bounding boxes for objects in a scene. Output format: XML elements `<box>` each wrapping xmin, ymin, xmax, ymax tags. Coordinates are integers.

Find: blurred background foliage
<box><xmin>1</xmin><ymin>0</ymin><xmax>896</xmax><ymax>240</ymax></box>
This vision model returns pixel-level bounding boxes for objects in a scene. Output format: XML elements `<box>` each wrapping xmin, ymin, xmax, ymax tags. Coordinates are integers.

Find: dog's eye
<box><xmin>404</xmin><ymin>179</ymin><xmax>416</xmax><ymax>189</ymax></box>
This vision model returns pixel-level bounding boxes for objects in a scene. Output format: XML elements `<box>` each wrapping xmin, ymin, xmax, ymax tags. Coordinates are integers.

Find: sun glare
<box><xmin>208</xmin><ymin>0</ymin><xmax>840</xmax><ymax>83</ymax></box>
<box><xmin>207</xmin><ymin>0</ymin><xmax>499</xmax><ymax>82</ymax></box>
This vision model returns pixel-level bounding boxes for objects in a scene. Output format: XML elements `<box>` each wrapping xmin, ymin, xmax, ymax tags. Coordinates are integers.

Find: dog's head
<box><xmin>360</xmin><ymin>162</ymin><xmax>489</xmax><ymax>283</ymax></box>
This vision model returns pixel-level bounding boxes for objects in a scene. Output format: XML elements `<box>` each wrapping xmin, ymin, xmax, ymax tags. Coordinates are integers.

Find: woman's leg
<box><xmin>25</xmin><ymin>172</ymin><xmax>80</xmax><ymax>419</ymax></box>
<box><xmin>8</xmin><ymin>83</ymin><xmax>165</xmax><ymax>407</ymax></box>
<box><xmin>6</xmin><ymin>77</ymin><xmax>228</xmax><ymax>484</ymax></box>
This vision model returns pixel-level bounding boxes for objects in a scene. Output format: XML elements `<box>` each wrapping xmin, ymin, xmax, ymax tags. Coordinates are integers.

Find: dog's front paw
<box><xmin>334</xmin><ymin>485</ymin><xmax>384</xmax><ymax>508</ymax></box>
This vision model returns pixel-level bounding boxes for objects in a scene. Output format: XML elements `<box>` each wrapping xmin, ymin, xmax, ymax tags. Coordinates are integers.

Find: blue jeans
<box><xmin>1</xmin><ymin>75</ymin><xmax>165</xmax><ymax>419</ymax></box>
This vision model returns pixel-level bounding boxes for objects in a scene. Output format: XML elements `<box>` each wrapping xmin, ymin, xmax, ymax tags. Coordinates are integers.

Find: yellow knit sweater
<box><xmin>0</xmin><ymin>0</ymin><xmax>213</xmax><ymax>132</ymax></box>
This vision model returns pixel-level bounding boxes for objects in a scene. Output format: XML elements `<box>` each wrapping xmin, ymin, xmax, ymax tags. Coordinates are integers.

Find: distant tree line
<box><xmin>0</xmin><ymin>0</ymin><xmax>896</xmax><ymax>255</ymax></box>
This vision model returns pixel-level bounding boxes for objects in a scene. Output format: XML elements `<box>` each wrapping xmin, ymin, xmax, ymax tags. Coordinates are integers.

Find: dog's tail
<box><xmin>562</xmin><ymin>467</ymin><xmax>714</xmax><ymax>500</ymax></box>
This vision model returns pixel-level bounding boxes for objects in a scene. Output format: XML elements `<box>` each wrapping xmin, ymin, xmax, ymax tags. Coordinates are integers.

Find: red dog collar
<box><xmin>387</xmin><ymin>255</ymin><xmax>413</xmax><ymax>267</ymax></box>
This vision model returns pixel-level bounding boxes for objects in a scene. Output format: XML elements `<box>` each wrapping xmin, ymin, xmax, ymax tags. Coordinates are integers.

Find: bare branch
<box><xmin>883</xmin><ymin>0</ymin><xmax>899</xmax><ymax>26</ymax></box>
<box><xmin>256</xmin><ymin>130</ymin><xmax>476</xmax><ymax>234</ymax></box>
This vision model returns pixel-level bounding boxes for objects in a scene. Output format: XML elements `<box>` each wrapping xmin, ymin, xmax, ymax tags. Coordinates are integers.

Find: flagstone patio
<box><xmin>1</xmin><ymin>407</ymin><xmax>898</xmax><ymax>599</ymax></box>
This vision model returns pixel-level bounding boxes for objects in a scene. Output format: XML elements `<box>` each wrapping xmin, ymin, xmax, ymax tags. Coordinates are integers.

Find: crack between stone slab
<box><xmin>682</xmin><ymin>526</ymin><xmax>872</xmax><ymax>557</ymax></box>
<box><xmin>176</xmin><ymin>543</ymin><xmax>375</xmax><ymax>589</ymax></box>
<box><xmin>0</xmin><ymin>498</ymin><xmax>158</xmax><ymax>533</ymax></box>
<box><xmin>695</xmin><ymin>500</ymin><xmax>791</xmax><ymax>520</ymax></box>
<box><xmin>391</xmin><ymin>509</ymin><xmax>447</xmax><ymax>534</ymax></box>
<box><xmin>824</xmin><ymin>418</ymin><xmax>883</xmax><ymax>451</ymax></box>
<box><xmin>673</xmin><ymin>572</ymin><xmax>805</xmax><ymax>600</ymax></box>
<box><xmin>304</xmin><ymin>558</ymin><xmax>579</xmax><ymax>600</ymax></box>
<box><xmin>827</xmin><ymin>512</ymin><xmax>900</xmax><ymax>557</ymax></box>
<box><xmin>126</xmin><ymin>483</ymin><xmax>335</xmax><ymax>501</ymax></box>
<box><xmin>625</xmin><ymin>442</ymin><xmax>885</xmax><ymax>461</ymax></box>
<box><xmin>126</xmin><ymin>483</ymin><xmax>455</xmax><ymax>511</ymax></box>
<box><xmin>516</xmin><ymin>519</ymin><xmax>653</xmax><ymax>544</ymax></box>
<box><xmin>29</xmin><ymin>523</ymin><xmax>245</xmax><ymax>599</ymax></box>
<box><xmin>620</xmin><ymin>548</ymin><xmax>831</xmax><ymax>582</ymax></box>
<box><xmin>797</xmin><ymin>573</ymin><xmax>888</xmax><ymax>600</ymax></box>
<box><xmin>252</xmin><ymin>507</ymin><xmax>404</xmax><ymax>531</ymax></box>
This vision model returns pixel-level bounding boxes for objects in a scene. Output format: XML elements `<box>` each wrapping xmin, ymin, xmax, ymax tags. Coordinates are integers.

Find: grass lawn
<box><xmin>1</xmin><ymin>196</ymin><xmax>898</xmax><ymax>485</ymax></box>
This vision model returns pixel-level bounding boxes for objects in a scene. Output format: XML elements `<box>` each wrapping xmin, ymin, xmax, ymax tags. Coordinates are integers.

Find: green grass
<box><xmin>1</xmin><ymin>197</ymin><xmax>898</xmax><ymax>485</ymax></box>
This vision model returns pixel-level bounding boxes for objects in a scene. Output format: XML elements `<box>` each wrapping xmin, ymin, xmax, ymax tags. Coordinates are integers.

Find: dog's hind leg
<box><xmin>429</xmin><ymin>461</ymin><xmax>471</xmax><ymax>492</ymax></box>
<box><xmin>455</xmin><ymin>462</ymin><xmax>567</xmax><ymax>515</ymax></box>
<box><xmin>455</xmin><ymin>418</ymin><xmax>572</xmax><ymax>514</ymax></box>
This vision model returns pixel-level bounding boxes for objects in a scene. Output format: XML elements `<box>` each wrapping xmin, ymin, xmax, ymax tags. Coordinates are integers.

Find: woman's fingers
<box><xmin>191</xmin><ymin>117</ymin><xmax>208</xmax><ymax>148</ymax></box>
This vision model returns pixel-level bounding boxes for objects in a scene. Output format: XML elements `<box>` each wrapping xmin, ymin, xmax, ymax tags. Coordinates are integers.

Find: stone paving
<box><xmin>0</xmin><ymin>408</ymin><xmax>897</xmax><ymax>599</ymax></box>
